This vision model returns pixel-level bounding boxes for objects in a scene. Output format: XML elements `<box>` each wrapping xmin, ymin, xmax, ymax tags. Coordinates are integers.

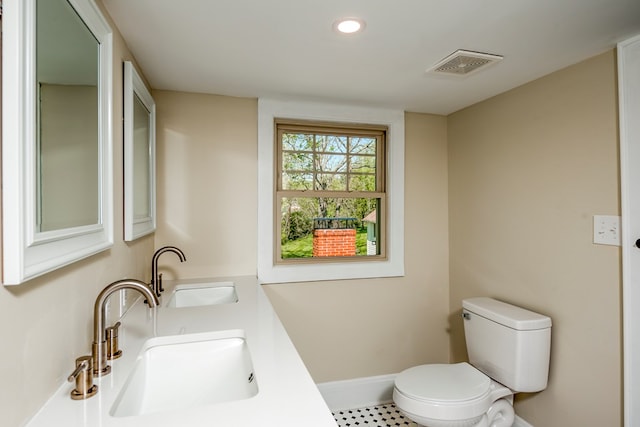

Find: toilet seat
<box><xmin>393</xmin><ymin>363</ymin><xmax>495</xmax><ymax>422</ymax></box>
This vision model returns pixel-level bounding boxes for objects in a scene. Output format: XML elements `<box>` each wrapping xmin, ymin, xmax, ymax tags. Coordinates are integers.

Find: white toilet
<box><xmin>393</xmin><ymin>297</ymin><xmax>552</xmax><ymax>427</ymax></box>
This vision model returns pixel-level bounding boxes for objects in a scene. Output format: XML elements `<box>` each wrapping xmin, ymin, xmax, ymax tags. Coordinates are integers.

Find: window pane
<box><xmin>349</xmin><ymin>174</ymin><xmax>376</xmax><ymax>192</ymax></box>
<box><xmin>280</xmin><ymin>197</ymin><xmax>380</xmax><ymax>259</ymax></box>
<box><xmin>316</xmin><ymin>153</ymin><xmax>347</xmax><ymax>174</ymax></box>
<box><xmin>315</xmin><ymin>173</ymin><xmax>346</xmax><ymax>191</ymax></box>
<box><xmin>317</xmin><ymin>135</ymin><xmax>347</xmax><ymax>153</ymax></box>
<box><xmin>350</xmin><ymin>137</ymin><xmax>376</xmax><ymax>155</ymax></box>
<box><xmin>283</xmin><ymin>133</ymin><xmax>314</xmax><ymax>151</ymax></box>
<box><xmin>283</xmin><ymin>151</ymin><xmax>313</xmax><ymax>172</ymax></box>
<box><xmin>283</xmin><ymin>172</ymin><xmax>313</xmax><ymax>190</ymax></box>
<box><xmin>349</xmin><ymin>155</ymin><xmax>376</xmax><ymax>174</ymax></box>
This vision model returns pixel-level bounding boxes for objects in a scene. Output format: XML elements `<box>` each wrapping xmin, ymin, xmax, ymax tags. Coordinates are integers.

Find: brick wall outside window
<box><xmin>313</xmin><ymin>229</ymin><xmax>356</xmax><ymax>257</ymax></box>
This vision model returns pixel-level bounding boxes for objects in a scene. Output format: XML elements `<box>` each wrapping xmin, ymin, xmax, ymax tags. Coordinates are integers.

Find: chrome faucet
<box><xmin>151</xmin><ymin>246</ymin><xmax>186</xmax><ymax>297</ymax></box>
<box><xmin>92</xmin><ymin>279</ymin><xmax>159</xmax><ymax>376</ymax></box>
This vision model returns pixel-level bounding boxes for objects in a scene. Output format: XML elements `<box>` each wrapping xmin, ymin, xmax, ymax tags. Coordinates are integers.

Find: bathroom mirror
<box><xmin>123</xmin><ymin>61</ymin><xmax>156</xmax><ymax>241</ymax></box>
<box><xmin>2</xmin><ymin>0</ymin><xmax>113</xmax><ymax>284</ymax></box>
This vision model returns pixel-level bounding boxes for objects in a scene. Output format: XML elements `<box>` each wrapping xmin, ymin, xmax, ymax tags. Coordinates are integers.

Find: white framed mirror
<box><xmin>2</xmin><ymin>0</ymin><xmax>113</xmax><ymax>285</ymax></box>
<box><xmin>123</xmin><ymin>61</ymin><xmax>156</xmax><ymax>241</ymax></box>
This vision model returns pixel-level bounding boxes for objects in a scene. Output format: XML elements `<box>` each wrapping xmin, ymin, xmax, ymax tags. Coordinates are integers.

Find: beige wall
<box><xmin>153</xmin><ymin>91</ymin><xmax>258</xmax><ymax>278</ymax></box>
<box><xmin>448</xmin><ymin>51</ymin><xmax>621</xmax><ymax>425</ymax></box>
<box><xmin>0</xmin><ymin>9</ymin><xmax>154</xmax><ymax>427</ymax></box>
<box><xmin>264</xmin><ymin>113</ymin><xmax>451</xmax><ymax>381</ymax></box>
<box><xmin>153</xmin><ymin>94</ymin><xmax>452</xmax><ymax>381</ymax></box>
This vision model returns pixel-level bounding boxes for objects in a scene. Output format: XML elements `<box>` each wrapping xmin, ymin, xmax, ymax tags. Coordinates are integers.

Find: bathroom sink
<box><xmin>111</xmin><ymin>330</ymin><xmax>258</xmax><ymax>417</ymax></box>
<box><xmin>165</xmin><ymin>281</ymin><xmax>238</xmax><ymax>308</ymax></box>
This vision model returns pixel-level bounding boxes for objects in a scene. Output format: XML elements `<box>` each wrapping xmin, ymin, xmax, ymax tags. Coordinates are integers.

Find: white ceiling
<box><xmin>102</xmin><ymin>0</ymin><xmax>640</xmax><ymax>115</ymax></box>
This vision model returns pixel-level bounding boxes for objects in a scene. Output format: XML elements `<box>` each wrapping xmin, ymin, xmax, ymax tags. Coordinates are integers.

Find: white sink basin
<box><xmin>165</xmin><ymin>281</ymin><xmax>238</xmax><ymax>308</ymax></box>
<box><xmin>111</xmin><ymin>330</ymin><xmax>258</xmax><ymax>417</ymax></box>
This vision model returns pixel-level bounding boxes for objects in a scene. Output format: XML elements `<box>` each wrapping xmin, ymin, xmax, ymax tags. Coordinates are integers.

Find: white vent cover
<box><xmin>427</xmin><ymin>50</ymin><xmax>503</xmax><ymax>77</ymax></box>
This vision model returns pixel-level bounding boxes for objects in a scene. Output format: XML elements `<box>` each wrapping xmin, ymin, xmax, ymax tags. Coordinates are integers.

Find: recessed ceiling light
<box><xmin>333</xmin><ymin>18</ymin><xmax>365</xmax><ymax>34</ymax></box>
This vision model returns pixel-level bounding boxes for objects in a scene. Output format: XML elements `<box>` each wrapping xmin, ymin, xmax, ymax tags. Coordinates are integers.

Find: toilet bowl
<box><xmin>392</xmin><ymin>297</ymin><xmax>552</xmax><ymax>427</ymax></box>
<box><xmin>393</xmin><ymin>363</ymin><xmax>513</xmax><ymax>427</ymax></box>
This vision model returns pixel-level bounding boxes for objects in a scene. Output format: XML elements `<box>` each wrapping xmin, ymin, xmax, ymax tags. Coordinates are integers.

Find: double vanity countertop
<box><xmin>26</xmin><ymin>276</ymin><xmax>337</xmax><ymax>426</ymax></box>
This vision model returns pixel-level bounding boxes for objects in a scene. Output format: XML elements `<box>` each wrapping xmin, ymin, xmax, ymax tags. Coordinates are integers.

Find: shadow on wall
<box><xmin>448</xmin><ymin>309</ymin><xmax>467</xmax><ymax>363</ymax></box>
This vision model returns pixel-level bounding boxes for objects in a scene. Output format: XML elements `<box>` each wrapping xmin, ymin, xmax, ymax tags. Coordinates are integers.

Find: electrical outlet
<box><xmin>593</xmin><ymin>215</ymin><xmax>621</xmax><ymax>246</ymax></box>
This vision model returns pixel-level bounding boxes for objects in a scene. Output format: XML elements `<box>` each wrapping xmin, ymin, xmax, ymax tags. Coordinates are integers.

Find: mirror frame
<box><xmin>2</xmin><ymin>0</ymin><xmax>114</xmax><ymax>285</ymax></box>
<box><xmin>123</xmin><ymin>61</ymin><xmax>156</xmax><ymax>241</ymax></box>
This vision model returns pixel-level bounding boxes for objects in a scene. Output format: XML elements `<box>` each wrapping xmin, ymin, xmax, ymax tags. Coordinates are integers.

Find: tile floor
<box><xmin>332</xmin><ymin>403</ymin><xmax>418</xmax><ymax>427</ymax></box>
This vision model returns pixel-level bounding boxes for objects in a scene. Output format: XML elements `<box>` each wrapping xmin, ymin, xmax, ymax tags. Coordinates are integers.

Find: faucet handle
<box><xmin>106</xmin><ymin>321</ymin><xmax>122</xmax><ymax>360</ymax></box>
<box><xmin>68</xmin><ymin>356</ymin><xmax>98</xmax><ymax>400</ymax></box>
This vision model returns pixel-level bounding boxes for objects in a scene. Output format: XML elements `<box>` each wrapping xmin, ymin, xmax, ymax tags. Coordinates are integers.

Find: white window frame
<box><xmin>258</xmin><ymin>99</ymin><xmax>405</xmax><ymax>283</ymax></box>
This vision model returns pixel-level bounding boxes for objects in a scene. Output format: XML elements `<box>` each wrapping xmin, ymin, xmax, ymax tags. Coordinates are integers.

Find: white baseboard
<box><xmin>316</xmin><ymin>374</ymin><xmax>397</xmax><ymax>411</ymax></box>
<box><xmin>316</xmin><ymin>375</ymin><xmax>533</xmax><ymax>426</ymax></box>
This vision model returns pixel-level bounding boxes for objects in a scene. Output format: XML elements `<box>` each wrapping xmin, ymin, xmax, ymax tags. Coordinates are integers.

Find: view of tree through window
<box><xmin>276</xmin><ymin>121</ymin><xmax>386</xmax><ymax>261</ymax></box>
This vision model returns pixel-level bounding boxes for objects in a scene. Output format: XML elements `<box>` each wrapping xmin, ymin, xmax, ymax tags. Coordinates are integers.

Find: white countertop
<box><xmin>26</xmin><ymin>276</ymin><xmax>337</xmax><ymax>426</ymax></box>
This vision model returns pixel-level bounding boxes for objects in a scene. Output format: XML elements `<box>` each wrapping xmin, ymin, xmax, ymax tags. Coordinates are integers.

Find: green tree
<box><xmin>281</xmin><ymin>210</ymin><xmax>312</xmax><ymax>243</ymax></box>
<box><xmin>282</xmin><ymin>132</ymin><xmax>376</xmax><ymax>220</ymax></box>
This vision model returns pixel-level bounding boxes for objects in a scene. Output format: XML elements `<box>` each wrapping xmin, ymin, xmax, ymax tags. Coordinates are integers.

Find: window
<box><xmin>258</xmin><ymin>99</ymin><xmax>404</xmax><ymax>284</ymax></box>
<box><xmin>276</xmin><ymin>121</ymin><xmax>386</xmax><ymax>262</ymax></box>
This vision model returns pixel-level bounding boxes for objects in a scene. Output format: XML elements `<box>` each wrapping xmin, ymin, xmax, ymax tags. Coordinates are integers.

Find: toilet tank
<box><xmin>462</xmin><ymin>297</ymin><xmax>552</xmax><ymax>392</ymax></box>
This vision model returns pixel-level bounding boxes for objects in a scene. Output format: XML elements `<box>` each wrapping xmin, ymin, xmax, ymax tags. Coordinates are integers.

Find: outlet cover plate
<box><xmin>593</xmin><ymin>215</ymin><xmax>621</xmax><ymax>246</ymax></box>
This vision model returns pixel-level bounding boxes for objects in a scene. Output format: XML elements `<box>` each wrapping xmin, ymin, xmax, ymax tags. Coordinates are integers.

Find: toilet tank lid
<box><xmin>462</xmin><ymin>297</ymin><xmax>552</xmax><ymax>330</ymax></box>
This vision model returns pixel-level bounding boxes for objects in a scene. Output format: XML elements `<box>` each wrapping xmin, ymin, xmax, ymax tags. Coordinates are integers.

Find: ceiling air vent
<box><xmin>427</xmin><ymin>49</ymin><xmax>503</xmax><ymax>77</ymax></box>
